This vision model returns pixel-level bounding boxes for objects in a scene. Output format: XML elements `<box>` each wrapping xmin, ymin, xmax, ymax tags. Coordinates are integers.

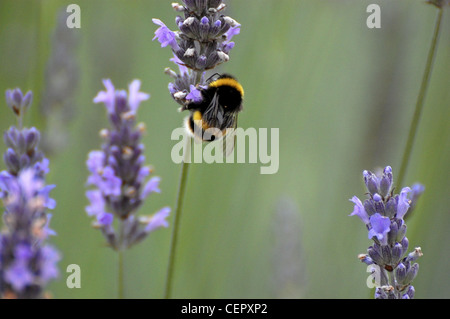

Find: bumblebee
<box><xmin>184</xmin><ymin>74</ymin><xmax>244</xmax><ymax>151</ymax></box>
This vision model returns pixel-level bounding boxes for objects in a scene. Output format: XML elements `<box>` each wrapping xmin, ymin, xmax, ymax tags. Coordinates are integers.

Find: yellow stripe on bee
<box><xmin>193</xmin><ymin>111</ymin><xmax>210</xmax><ymax>130</ymax></box>
<box><xmin>193</xmin><ymin>110</ymin><xmax>202</xmax><ymax>121</ymax></box>
<box><xmin>209</xmin><ymin>78</ymin><xmax>244</xmax><ymax>98</ymax></box>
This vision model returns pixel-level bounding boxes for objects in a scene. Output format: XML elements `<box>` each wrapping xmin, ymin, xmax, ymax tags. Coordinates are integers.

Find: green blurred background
<box><xmin>0</xmin><ymin>0</ymin><xmax>449</xmax><ymax>299</ymax></box>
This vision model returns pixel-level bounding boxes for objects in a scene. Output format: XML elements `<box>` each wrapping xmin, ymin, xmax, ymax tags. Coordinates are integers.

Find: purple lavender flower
<box><xmin>185</xmin><ymin>85</ymin><xmax>203</xmax><ymax>103</ymax></box>
<box><xmin>86</xmin><ymin>79</ymin><xmax>170</xmax><ymax>250</ymax></box>
<box><xmin>0</xmin><ymin>88</ymin><xmax>60</xmax><ymax>299</ymax></box>
<box><xmin>349</xmin><ymin>196</ymin><xmax>369</xmax><ymax>224</ymax></box>
<box><xmin>349</xmin><ymin>166</ymin><xmax>424</xmax><ymax>299</ymax></box>
<box><xmin>368</xmin><ymin>213</ymin><xmax>391</xmax><ymax>245</ymax></box>
<box><xmin>128</xmin><ymin>80</ymin><xmax>151</xmax><ymax>113</ymax></box>
<box><xmin>153</xmin><ymin>19</ymin><xmax>180</xmax><ymax>51</ymax></box>
<box><xmin>143</xmin><ymin>207</ymin><xmax>171</xmax><ymax>233</ymax></box>
<box><xmin>396</xmin><ymin>187</ymin><xmax>412</xmax><ymax>220</ymax></box>
<box><xmin>93</xmin><ymin>79</ymin><xmax>116</xmax><ymax>112</ymax></box>
<box><xmin>154</xmin><ymin>0</ymin><xmax>241</xmax><ymax>107</ymax></box>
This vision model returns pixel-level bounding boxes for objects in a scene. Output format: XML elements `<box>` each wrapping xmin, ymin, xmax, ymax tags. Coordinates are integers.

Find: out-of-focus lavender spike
<box><xmin>85</xmin><ymin>79</ymin><xmax>170</xmax><ymax>250</ymax></box>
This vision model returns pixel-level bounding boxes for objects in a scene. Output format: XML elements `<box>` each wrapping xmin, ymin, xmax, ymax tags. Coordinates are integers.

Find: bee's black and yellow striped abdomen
<box><xmin>185</xmin><ymin>73</ymin><xmax>244</xmax><ymax>142</ymax></box>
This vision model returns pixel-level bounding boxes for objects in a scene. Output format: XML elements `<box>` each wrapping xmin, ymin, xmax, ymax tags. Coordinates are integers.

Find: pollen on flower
<box><xmin>413</xmin><ymin>247</ymin><xmax>423</xmax><ymax>257</ymax></box>
<box><xmin>184</xmin><ymin>48</ymin><xmax>195</xmax><ymax>57</ymax></box>
<box><xmin>137</xmin><ymin>122</ymin><xmax>146</xmax><ymax>134</ymax></box>
<box><xmin>171</xmin><ymin>2</ymin><xmax>185</xmax><ymax>11</ymax></box>
<box><xmin>91</xmin><ymin>221</ymin><xmax>103</xmax><ymax>229</ymax></box>
<box><xmin>27</xmin><ymin>196</ymin><xmax>46</xmax><ymax>211</ymax></box>
<box><xmin>2</xmin><ymin>291</ymin><xmax>18</xmax><ymax>299</ymax></box>
<box><xmin>121</xmin><ymin>110</ymin><xmax>136</xmax><ymax>121</ymax></box>
<box><xmin>174</xmin><ymin>91</ymin><xmax>187</xmax><ymax>100</ymax></box>
<box><xmin>217</xmin><ymin>51</ymin><xmax>229</xmax><ymax>62</ymax></box>
<box><xmin>165</xmin><ymin>67</ymin><xmax>178</xmax><ymax>78</ymax></box>
<box><xmin>217</xmin><ymin>3</ymin><xmax>226</xmax><ymax>11</ymax></box>
<box><xmin>382</xmin><ymin>285</ymin><xmax>394</xmax><ymax>293</ymax></box>
<box><xmin>124</xmin><ymin>186</ymin><xmax>137</xmax><ymax>198</ymax></box>
<box><xmin>183</xmin><ymin>17</ymin><xmax>195</xmax><ymax>26</ymax></box>
<box><xmin>358</xmin><ymin>254</ymin><xmax>368</xmax><ymax>261</ymax></box>
<box><xmin>138</xmin><ymin>215</ymin><xmax>152</xmax><ymax>224</ymax></box>
<box><xmin>223</xmin><ymin>16</ymin><xmax>239</xmax><ymax>27</ymax></box>
<box><xmin>31</xmin><ymin>217</ymin><xmax>48</xmax><ymax>239</ymax></box>
<box><xmin>122</xmin><ymin>146</ymin><xmax>133</xmax><ymax>160</ymax></box>
<box><xmin>99</xmin><ymin>129</ymin><xmax>109</xmax><ymax>139</ymax></box>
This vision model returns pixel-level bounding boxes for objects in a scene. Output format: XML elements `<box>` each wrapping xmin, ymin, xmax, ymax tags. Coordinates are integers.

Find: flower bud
<box><xmin>395</xmin><ymin>262</ymin><xmax>407</xmax><ymax>284</ymax></box>
<box><xmin>391</xmin><ymin>243</ymin><xmax>404</xmax><ymax>265</ymax></box>
<box><xmin>381</xmin><ymin>245</ymin><xmax>392</xmax><ymax>266</ymax></box>
<box><xmin>363</xmin><ymin>199</ymin><xmax>376</xmax><ymax>216</ymax></box>
<box><xmin>363</xmin><ymin>170</ymin><xmax>379</xmax><ymax>195</ymax></box>
<box><xmin>404</xmin><ymin>263</ymin><xmax>419</xmax><ymax>284</ymax></box>
<box><xmin>402</xmin><ymin>285</ymin><xmax>415</xmax><ymax>299</ymax></box>
<box><xmin>379</xmin><ymin>166</ymin><xmax>393</xmax><ymax>197</ymax></box>
<box><xmin>368</xmin><ymin>245</ymin><xmax>385</xmax><ymax>266</ymax></box>
<box><xmin>387</xmin><ymin>220</ymin><xmax>399</xmax><ymax>246</ymax></box>
<box><xmin>384</xmin><ymin>197</ymin><xmax>396</xmax><ymax>219</ymax></box>
<box><xmin>373</xmin><ymin>194</ymin><xmax>385</xmax><ymax>215</ymax></box>
<box><xmin>396</xmin><ymin>223</ymin><xmax>407</xmax><ymax>242</ymax></box>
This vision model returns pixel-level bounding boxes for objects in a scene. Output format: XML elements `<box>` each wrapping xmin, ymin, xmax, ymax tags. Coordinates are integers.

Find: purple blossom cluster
<box><xmin>349</xmin><ymin>166</ymin><xmax>424</xmax><ymax>299</ymax></box>
<box><xmin>152</xmin><ymin>0</ymin><xmax>240</xmax><ymax>108</ymax></box>
<box><xmin>85</xmin><ymin>79</ymin><xmax>170</xmax><ymax>250</ymax></box>
<box><xmin>0</xmin><ymin>88</ymin><xmax>59</xmax><ymax>299</ymax></box>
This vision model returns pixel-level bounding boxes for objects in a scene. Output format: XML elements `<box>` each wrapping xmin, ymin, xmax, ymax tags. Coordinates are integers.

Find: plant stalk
<box><xmin>164</xmin><ymin>136</ymin><xmax>191</xmax><ymax>299</ymax></box>
<box><xmin>397</xmin><ymin>9</ymin><xmax>443</xmax><ymax>189</ymax></box>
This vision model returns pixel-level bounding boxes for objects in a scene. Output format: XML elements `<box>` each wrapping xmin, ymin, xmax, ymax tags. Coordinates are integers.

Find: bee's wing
<box><xmin>223</xmin><ymin>113</ymin><xmax>238</xmax><ymax>157</ymax></box>
<box><xmin>203</xmin><ymin>92</ymin><xmax>221</xmax><ymax>125</ymax></box>
<box><xmin>201</xmin><ymin>90</ymin><xmax>237</xmax><ymax>156</ymax></box>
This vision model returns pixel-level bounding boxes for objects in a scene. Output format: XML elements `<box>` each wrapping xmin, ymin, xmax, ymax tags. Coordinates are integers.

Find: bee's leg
<box><xmin>179</xmin><ymin>102</ymin><xmax>198</xmax><ymax>112</ymax></box>
<box><xmin>178</xmin><ymin>104</ymin><xmax>188</xmax><ymax>112</ymax></box>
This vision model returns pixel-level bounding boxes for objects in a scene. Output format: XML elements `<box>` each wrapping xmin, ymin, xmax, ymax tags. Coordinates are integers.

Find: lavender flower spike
<box><xmin>154</xmin><ymin>0</ymin><xmax>241</xmax><ymax>107</ymax></box>
<box><xmin>349</xmin><ymin>166</ymin><xmax>424</xmax><ymax>299</ymax></box>
<box><xmin>0</xmin><ymin>169</ymin><xmax>60</xmax><ymax>298</ymax></box>
<box><xmin>86</xmin><ymin>79</ymin><xmax>170</xmax><ymax>250</ymax></box>
<box><xmin>0</xmin><ymin>88</ymin><xmax>59</xmax><ymax>299</ymax></box>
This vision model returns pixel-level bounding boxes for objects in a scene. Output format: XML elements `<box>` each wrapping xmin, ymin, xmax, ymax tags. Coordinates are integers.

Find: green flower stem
<box><xmin>164</xmin><ymin>136</ymin><xmax>191</xmax><ymax>299</ymax></box>
<box><xmin>397</xmin><ymin>8</ymin><xmax>443</xmax><ymax>189</ymax></box>
<box><xmin>118</xmin><ymin>249</ymin><xmax>124</xmax><ymax>299</ymax></box>
<box><xmin>117</xmin><ymin>220</ymin><xmax>125</xmax><ymax>299</ymax></box>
